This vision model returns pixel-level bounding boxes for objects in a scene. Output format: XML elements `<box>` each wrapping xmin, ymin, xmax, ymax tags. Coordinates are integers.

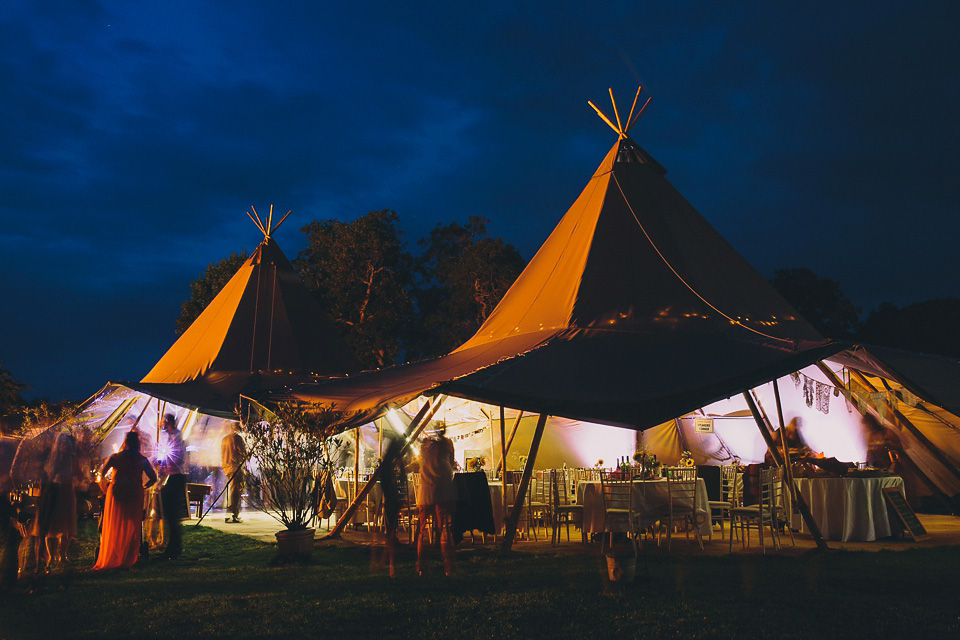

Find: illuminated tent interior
<box><xmin>29</xmin><ymin>208</ymin><xmax>360</xmax><ymax>489</ymax></box>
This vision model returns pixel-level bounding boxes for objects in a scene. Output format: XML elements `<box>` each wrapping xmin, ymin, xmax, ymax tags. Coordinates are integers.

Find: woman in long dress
<box><xmin>93</xmin><ymin>431</ymin><xmax>157</xmax><ymax>570</ymax></box>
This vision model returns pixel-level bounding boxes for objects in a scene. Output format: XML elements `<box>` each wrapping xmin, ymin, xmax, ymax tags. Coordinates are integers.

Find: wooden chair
<box><xmin>530</xmin><ymin>470</ymin><xmax>554</xmax><ymax>538</ymax></box>
<box><xmin>503</xmin><ymin>471</ymin><xmax>536</xmax><ymax>541</ymax></box>
<box><xmin>707</xmin><ymin>465</ymin><xmax>740</xmax><ymax>540</ymax></box>
<box><xmin>662</xmin><ymin>467</ymin><xmax>705</xmax><ymax>550</ymax></box>
<box><xmin>599</xmin><ymin>469</ymin><xmax>639</xmax><ymax>552</ymax></box>
<box><xmin>729</xmin><ymin>467</ymin><xmax>780</xmax><ymax>554</ymax></box>
<box><xmin>770</xmin><ymin>467</ymin><xmax>795</xmax><ymax>546</ymax></box>
<box><xmin>551</xmin><ymin>469</ymin><xmax>585</xmax><ymax>544</ymax></box>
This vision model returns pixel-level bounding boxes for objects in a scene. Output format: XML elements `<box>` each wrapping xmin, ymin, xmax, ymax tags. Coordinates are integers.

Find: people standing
<box><xmin>156</xmin><ymin>414</ymin><xmax>187</xmax><ymax>560</ymax></box>
<box><xmin>220</xmin><ymin>422</ymin><xmax>246</xmax><ymax>524</ymax></box>
<box><xmin>37</xmin><ymin>432</ymin><xmax>81</xmax><ymax>571</ymax></box>
<box><xmin>416</xmin><ymin>426</ymin><xmax>456</xmax><ymax>577</ymax></box>
<box><xmin>93</xmin><ymin>430</ymin><xmax>157</xmax><ymax>570</ymax></box>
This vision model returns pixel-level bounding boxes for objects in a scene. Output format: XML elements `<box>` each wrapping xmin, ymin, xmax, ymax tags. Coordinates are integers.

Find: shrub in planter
<box><xmin>239</xmin><ymin>401</ymin><xmax>345</xmax><ymax>561</ymax></box>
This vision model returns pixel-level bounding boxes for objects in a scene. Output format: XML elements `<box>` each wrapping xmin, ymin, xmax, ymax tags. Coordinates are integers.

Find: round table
<box><xmin>792</xmin><ymin>476</ymin><xmax>905</xmax><ymax>542</ymax></box>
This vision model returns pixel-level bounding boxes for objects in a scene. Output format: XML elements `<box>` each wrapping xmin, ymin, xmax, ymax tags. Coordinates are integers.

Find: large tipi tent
<box><xmin>281</xmin><ymin>90</ymin><xmax>960</xmax><ymax>530</ymax></box>
<box><xmin>282</xmin><ymin>90</ymin><xmax>837</xmax><ymax>428</ymax></box>
<box><xmin>35</xmin><ymin>208</ymin><xmax>360</xmax><ymax>466</ymax></box>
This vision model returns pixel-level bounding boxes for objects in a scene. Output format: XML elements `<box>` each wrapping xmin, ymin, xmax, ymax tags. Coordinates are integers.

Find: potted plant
<box><xmin>239</xmin><ymin>401</ymin><xmax>345</xmax><ymax>561</ymax></box>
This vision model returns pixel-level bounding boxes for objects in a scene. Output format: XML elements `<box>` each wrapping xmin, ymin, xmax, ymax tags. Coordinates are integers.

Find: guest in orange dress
<box><xmin>93</xmin><ymin>431</ymin><xmax>157</xmax><ymax>570</ymax></box>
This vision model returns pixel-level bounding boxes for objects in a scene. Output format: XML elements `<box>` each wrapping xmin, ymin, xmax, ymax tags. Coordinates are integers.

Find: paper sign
<box><xmin>694</xmin><ymin>418</ymin><xmax>714</xmax><ymax>434</ymax></box>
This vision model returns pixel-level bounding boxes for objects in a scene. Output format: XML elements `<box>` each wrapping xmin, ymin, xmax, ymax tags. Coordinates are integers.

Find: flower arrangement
<box><xmin>594</xmin><ymin>458</ymin><xmax>604</xmax><ymax>468</ymax></box>
<box><xmin>679</xmin><ymin>450</ymin><xmax>695</xmax><ymax>468</ymax></box>
<box><xmin>467</xmin><ymin>455</ymin><xmax>486</xmax><ymax>472</ymax></box>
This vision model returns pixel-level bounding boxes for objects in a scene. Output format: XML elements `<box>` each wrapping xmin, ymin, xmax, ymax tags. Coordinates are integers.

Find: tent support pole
<box><xmin>771</xmin><ymin>379</ymin><xmax>827</xmax><ymax>551</ymax></box>
<box><xmin>325</xmin><ymin>396</ymin><xmax>446</xmax><ymax>539</ymax></box>
<box><xmin>743</xmin><ymin>391</ymin><xmax>828</xmax><ymax>551</ymax></box>
<box><xmin>817</xmin><ymin>362</ymin><xmax>959</xmax><ymax>515</ymax></box>
<box><xmin>848</xmin><ymin>368</ymin><xmax>960</xmax><ymax>484</ymax></box>
<box><xmin>494</xmin><ymin>410</ymin><xmax>524</xmax><ymax>477</ymax></box>
<box><xmin>501</xmin><ymin>413</ymin><xmax>548</xmax><ymax>552</ymax></box>
<box><xmin>499</xmin><ymin>406</ymin><xmax>508</xmax><ymax>530</ymax></box>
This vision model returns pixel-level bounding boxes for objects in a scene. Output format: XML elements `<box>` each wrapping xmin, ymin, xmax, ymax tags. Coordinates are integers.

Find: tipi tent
<box><xmin>31</xmin><ymin>208</ymin><xmax>359</xmax><ymax>467</ymax></box>
<box><xmin>282</xmin><ymin>90</ymin><xmax>837</xmax><ymax>428</ymax></box>
<box><xmin>280</xmin><ymin>90</ymin><xmax>960</xmax><ymax>540</ymax></box>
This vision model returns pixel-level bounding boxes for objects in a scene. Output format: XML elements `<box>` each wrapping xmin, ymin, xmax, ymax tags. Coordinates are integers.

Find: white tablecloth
<box><xmin>577</xmin><ymin>478</ymin><xmax>710</xmax><ymax>535</ymax></box>
<box><xmin>792</xmin><ymin>476</ymin><xmax>905</xmax><ymax>542</ymax></box>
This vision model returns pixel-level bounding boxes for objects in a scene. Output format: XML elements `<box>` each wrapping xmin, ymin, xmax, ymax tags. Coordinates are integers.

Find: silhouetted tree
<box><xmin>0</xmin><ymin>361</ymin><xmax>26</xmax><ymax>419</ymax></box>
<box><xmin>770</xmin><ymin>268</ymin><xmax>861</xmax><ymax>338</ymax></box>
<box><xmin>296</xmin><ymin>210</ymin><xmax>415</xmax><ymax>368</ymax></box>
<box><xmin>175</xmin><ymin>251</ymin><xmax>249</xmax><ymax>335</ymax></box>
<box><xmin>859</xmin><ymin>298</ymin><xmax>960</xmax><ymax>358</ymax></box>
<box><xmin>412</xmin><ymin>217</ymin><xmax>526</xmax><ymax>357</ymax></box>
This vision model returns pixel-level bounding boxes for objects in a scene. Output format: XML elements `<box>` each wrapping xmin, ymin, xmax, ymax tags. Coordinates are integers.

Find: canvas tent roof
<box><xmin>282</xmin><ymin>128</ymin><xmax>838</xmax><ymax>429</ymax></box>
<box><xmin>126</xmin><ymin>232</ymin><xmax>360</xmax><ymax>416</ymax></box>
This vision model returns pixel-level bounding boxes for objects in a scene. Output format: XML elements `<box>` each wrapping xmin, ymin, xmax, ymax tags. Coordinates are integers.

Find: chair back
<box><xmin>552</xmin><ymin>469</ymin><xmax>574</xmax><ymax>508</ymax></box>
<box><xmin>665</xmin><ymin>466</ymin><xmax>697</xmax><ymax>512</ymax></box>
<box><xmin>719</xmin><ymin>464</ymin><xmax>741</xmax><ymax>506</ymax></box>
<box><xmin>599</xmin><ymin>468</ymin><xmax>633</xmax><ymax>514</ymax></box>
<box><xmin>758</xmin><ymin>467</ymin><xmax>777</xmax><ymax>512</ymax></box>
<box><xmin>532</xmin><ymin>469</ymin><xmax>553</xmax><ymax>506</ymax></box>
<box><xmin>766</xmin><ymin>467</ymin><xmax>785</xmax><ymax>511</ymax></box>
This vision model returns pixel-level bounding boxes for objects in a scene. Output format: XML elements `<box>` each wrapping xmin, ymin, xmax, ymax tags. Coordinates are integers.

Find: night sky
<box><xmin>2</xmin><ymin>1</ymin><xmax>957</xmax><ymax>401</ymax></box>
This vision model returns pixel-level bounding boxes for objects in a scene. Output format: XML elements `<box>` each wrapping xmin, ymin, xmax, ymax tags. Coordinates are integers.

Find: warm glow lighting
<box><xmin>386</xmin><ymin>409</ymin><xmax>406</xmax><ymax>435</ymax></box>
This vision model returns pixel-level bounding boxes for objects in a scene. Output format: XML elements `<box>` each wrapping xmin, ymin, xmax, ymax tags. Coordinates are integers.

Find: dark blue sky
<box><xmin>2</xmin><ymin>1</ymin><xmax>958</xmax><ymax>401</ymax></box>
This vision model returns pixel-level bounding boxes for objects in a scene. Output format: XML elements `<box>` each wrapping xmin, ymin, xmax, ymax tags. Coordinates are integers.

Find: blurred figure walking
<box><xmin>156</xmin><ymin>414</ymin><xmax>187</xmax><ymax>560</ymax></box>
<box><xmin>220</xmin><ymin>423</ymin><xmax>246</xmax><ymax>523</ymax></box>
<box><xmin>416</xmin><ymin>426</ymin><xmax>456</xmax><ymax>577</ymax></box>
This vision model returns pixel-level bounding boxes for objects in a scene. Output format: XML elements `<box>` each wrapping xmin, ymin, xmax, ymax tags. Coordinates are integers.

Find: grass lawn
<box><xmin>2</xmin><ymin>521</ymin><xmax>960</xmax><ymax>639</ymax></box>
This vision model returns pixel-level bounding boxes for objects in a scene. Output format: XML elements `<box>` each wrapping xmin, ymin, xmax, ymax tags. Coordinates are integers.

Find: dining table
<box><xmin>791</xmin><ymin>476</ymin><xmax>905</xmax><ymax>542</ymax></box>
<box><xmin>577</xmin><ymin>478</ymin><xmax>711</xmax><ymax>536</ymax></box>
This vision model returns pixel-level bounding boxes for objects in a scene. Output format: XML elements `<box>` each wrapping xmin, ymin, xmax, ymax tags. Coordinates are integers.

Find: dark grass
<box><xmin>2</xmin><ymin>521</ymin><xmax>960</xmax><ymax>640</ymax></box>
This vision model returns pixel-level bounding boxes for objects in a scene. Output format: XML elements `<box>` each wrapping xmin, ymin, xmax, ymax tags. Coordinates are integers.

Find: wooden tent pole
<box><xmin>501</xmin><ymin>413</ymin><xmax>548</xmax><ymax>551</ymax></box>
<box><xmin>743</xmin><ymin>391</ymin><xmax>828</xmax><ymax>551</ymax></box>
<box><xmin>746</xmin><ymin>391</ymin><xmax>782</xmax><ymax>466</ymax></box>
<box><xmin>325</xmin><ymin>396</ymin><xmax>446</xmax><ymax>539</ymax></box>
<box><xmin>848</xmin><ymin>368</ymin><xmax>960</xmax><ymax>483</ymax></box>
<box><xmin>494</xmin><ymin>410</ymin><xmax>524</xmax><ymax>477</ymax></box>
<box><xmin>816</xmin><ymin>362</ymin><xmax>958</xmax><ymax>514</ymax></box>
<box><xmin>499</xmin><ymin>406</ymin><xmax>508</xmax><ymax>530</ymax></box>
<box><xmin>771</xmin><ymin>379</ymin><xmax>827</xmax><ymax>550</ymax></box>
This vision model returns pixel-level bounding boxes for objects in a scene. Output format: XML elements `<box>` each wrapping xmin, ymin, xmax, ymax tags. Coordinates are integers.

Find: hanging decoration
<box><xmin>449</xmin><ymin>425</ymin><xmax>488</xmax><ymax>442</ymax></box>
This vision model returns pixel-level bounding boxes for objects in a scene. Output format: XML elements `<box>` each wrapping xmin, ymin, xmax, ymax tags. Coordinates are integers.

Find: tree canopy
<box><xmin>0</xmin><ymin>360</ymin><xmax>26</xmax><ymax>418</ymax></box>
<box><xmin>175</xmin><ymin>251</ymin><xmax>249</xmax><ymax>335</ymax></box>
<box><xmin>413</xmin><ymin>216</ymin><xmax>526</xmax><ymax>357</ymax></box>
<box><xmin>770</xmin><ymin>267</ymin><xmax>861</xmax><ymax>338</ymax></box>
<box><xmin>859</xmin><ymin>297</ymin><xmax>960</xmax><ymax>358</ymax></box>
<box><xmin>296</xmin><ymin>210</ymin><xmax>415</xmax><ymax>369</ymax></box>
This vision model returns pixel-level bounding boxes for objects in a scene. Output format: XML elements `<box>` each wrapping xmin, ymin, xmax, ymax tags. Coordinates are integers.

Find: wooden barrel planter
<box><xmin>275</xmin><ymin>528</ymin><xmax>316</xmax><ymax>561</ymax></box>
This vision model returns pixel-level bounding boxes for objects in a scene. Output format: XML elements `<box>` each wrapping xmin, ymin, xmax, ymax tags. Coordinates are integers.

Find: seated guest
<box><xmin>863</xmin><ymin>414</ymin><xmax>903</xmax><ymax>471</ymax></box>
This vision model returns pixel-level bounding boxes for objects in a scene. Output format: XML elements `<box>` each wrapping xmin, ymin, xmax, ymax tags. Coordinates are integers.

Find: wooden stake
<box><xmin>325</xmin><ymin>396</ymin><xmax>446</xmax><ymax>539</ymax></box>
<box><xmin>272</xmin><ymin>210</ymin><xmax>292</xmax><ymax>234</ymax></box>
<box><xmin>587</xmin><ymin>100</ymin><xmax>621</xmax><ymax>136</ymax></box>
<box><xmin>743</xmin><ymin>391</ymin><xmax>829</xmax><ymax>551</ymax></box>
<box><xmin>250</xmin><ymin>205</ymin><xmax>266</xmax><ymax>234</ymax></box>
<box><xmin>246</xmin><ymin>210</ymin><xmax>265</xmax><ymax>235</ymax></box>
<box><xmin>267</xmin><ymin>204</ymin><xmax>274</xmax><ymax>236</ymax></box>
<box><xmin>608</xmin><ymin>88</ymin><xmax>623</xmax><ymax>134</ymax></box>
<box><xmin>625</xmin><ymin>86</ymin><xmax>642</xmax><ymax>133</ymax></box>
<box><xmin>501</xmin><ymin>413</ymin><xmax>548</xmax><ymax>551</ymax></box>
<box><xmin>627</xmin><ymin>96</ymin><xmax>652</xmax><ymax>131</ymax></box>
